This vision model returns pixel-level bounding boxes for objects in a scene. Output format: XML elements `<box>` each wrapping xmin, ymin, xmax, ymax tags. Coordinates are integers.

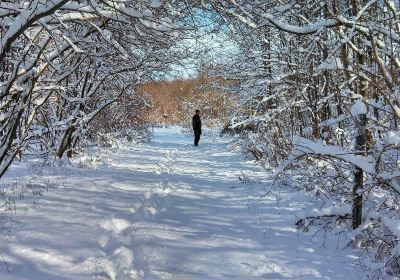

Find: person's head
<box><xmin>195</xmin><ymin>110</ymin><xmax>200</xmax><ymax>115</ymax></box>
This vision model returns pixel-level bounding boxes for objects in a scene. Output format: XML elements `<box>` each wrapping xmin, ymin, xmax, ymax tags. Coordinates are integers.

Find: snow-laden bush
<box><xmin>268</xmin><ymin>132</ymin><xmax>400</xmax><ymax>276</ymax></box>
<box><xmin>0</xmin><ymin>0</ymin><xmax>191</xmax><ymax>177</ymax></box>
<box><xmin>209</xmin><ymin>0</ymin><xmax>400</xmax><ymax>276</ymax></box>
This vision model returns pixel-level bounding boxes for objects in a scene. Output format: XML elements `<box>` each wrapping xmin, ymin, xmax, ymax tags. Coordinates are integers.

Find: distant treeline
<box><xmin>140</xmin><ymin>74</ymin><xmax>236</xmax><ymax>127</ymax></box>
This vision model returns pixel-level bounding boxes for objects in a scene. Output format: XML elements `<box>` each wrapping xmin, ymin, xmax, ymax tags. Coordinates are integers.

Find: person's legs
<box><xmin>194</xmin><ymin>134</ymin><xmax>200</xmax><ymax>146</ymax></box>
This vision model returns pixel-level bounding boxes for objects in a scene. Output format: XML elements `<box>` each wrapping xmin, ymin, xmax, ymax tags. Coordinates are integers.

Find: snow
<box><xmin>350</xmin><ymin>99</ymin><xmax>368</xmax><ymax>116</ymax></box>
<box><xmin>138</xmin><ymin>18</ymin><xmax>171</xmax><ymax>32</ymax></box>
<box><xmin>0</xmin><ymin>0</ymin><xmax>68</xmax><ymax>58</ymax></box>
<box><xmin>385</xmin><ymin>131</ymin><xmax>400</xmax><ymax>145</ymax></box>
<box><xmin>393</xmin><ymin>104</ymin><xmax>400</xmax><ymax>119</ymax></box>
<box><xmin>0</xmin><ymin>127</ymin><xmax>364</xmax><ymax>279</ymax></box>
<box><xmin>275</xmin><ymin>4</ymin><xmax>294</xmax><ymax>13</ymax></box>
<box><xmin>261</xmin><ymin>14</ymin><xmax>337</xmax><ymax>35</ymax></box>
<box><xmin>382</xmin><ymin>217</ymin><xmax>400</xmax><ymax>246</ymax></box>
<box><xmin>149</xmin><ymin>0</ymin><xmax>162</xmax><ymax>9</ymax></box>
<box><xmin>61</xmin><ymin>35</ymin><xmax>85</xmax><ymax>53</ymax></box>
<box><xmin>0</xmin><ymin>111</ymin><xmax>11</xmax><ymax>122</ymax></box>
<box><xmin>316</xmin><ymin>58</ymin><xmax>344</xmax><ymax>70</ymax></box>
<box><xmin>282</xmin><ymin>136</ymin><xmax>376</xmax><ymax>175</ymax></box>
<box><xmin>301</xmin><ymin>204</ymin><xmax>352</xmax><ymax>219</ymax></box>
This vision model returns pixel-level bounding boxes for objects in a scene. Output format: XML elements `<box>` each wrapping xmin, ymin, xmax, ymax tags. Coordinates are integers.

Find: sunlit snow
<box><xmin>0</xmin><ymin>127</ymin><xmax>363</xmax><ymax>279</ymax></box>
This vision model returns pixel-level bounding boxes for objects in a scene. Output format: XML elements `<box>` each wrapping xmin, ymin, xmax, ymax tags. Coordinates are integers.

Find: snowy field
<box><xmin>0</xmin><ymin>127</ymin><xmax>364</xmax><ymax>279</ymax></box>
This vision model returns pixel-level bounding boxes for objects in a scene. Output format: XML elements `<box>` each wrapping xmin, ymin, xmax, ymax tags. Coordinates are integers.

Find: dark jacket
<box><xmin>192</xmin><ymin>115</ymin><xmax>202</xmax><ymax>135</ymax></box>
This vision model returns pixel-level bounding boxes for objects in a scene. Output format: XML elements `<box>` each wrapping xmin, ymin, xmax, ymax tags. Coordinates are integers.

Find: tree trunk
<box><xmin>351</xmin><ymin>0</ymin><xmax>369</xmax><ymax>229</ymax></box>
<box><xmin>57</xmin><ymin>126</ymin><xmax>75</xmax><ymax>158</ymax></box>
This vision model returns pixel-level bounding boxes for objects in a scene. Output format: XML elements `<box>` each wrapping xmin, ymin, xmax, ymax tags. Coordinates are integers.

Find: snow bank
<box><xmin>350</xmin><ymin>99</ymin><xmax>368</xmax><ymax>116</ymax></box>
<box><xmin>301</xmin><ymin>204</ymin><xmax>351</xmax><ymax>219</ymax></box>
<box><xmin>278</xmin><ymin>136</ymin><xmax>376</xmax><ymax>175</ymax></box>
<box><xmin>382</xmin><ymin>217</ymin><xmax>400</xmax><ymax>241</ymax></box>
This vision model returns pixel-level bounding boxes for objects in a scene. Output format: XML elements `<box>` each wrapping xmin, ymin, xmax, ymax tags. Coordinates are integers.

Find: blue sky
<box><xmin>163</xmin><ymin>9</ymin><xmax>239</xmax><ymax>80</ymax></box>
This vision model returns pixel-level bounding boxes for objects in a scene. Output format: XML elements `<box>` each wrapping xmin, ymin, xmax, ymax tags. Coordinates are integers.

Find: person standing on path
<box><xmin>192</xmin><ymin>110</ymin><xmax>202</xmax><ymax>146</ymax></box>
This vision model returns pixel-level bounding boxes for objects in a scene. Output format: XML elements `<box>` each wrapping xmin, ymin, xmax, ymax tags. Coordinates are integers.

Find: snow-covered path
<box><xmin>1</xmin><ymin>127</ymin><xmax>363</xmax><ymax>279</ymax></box>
